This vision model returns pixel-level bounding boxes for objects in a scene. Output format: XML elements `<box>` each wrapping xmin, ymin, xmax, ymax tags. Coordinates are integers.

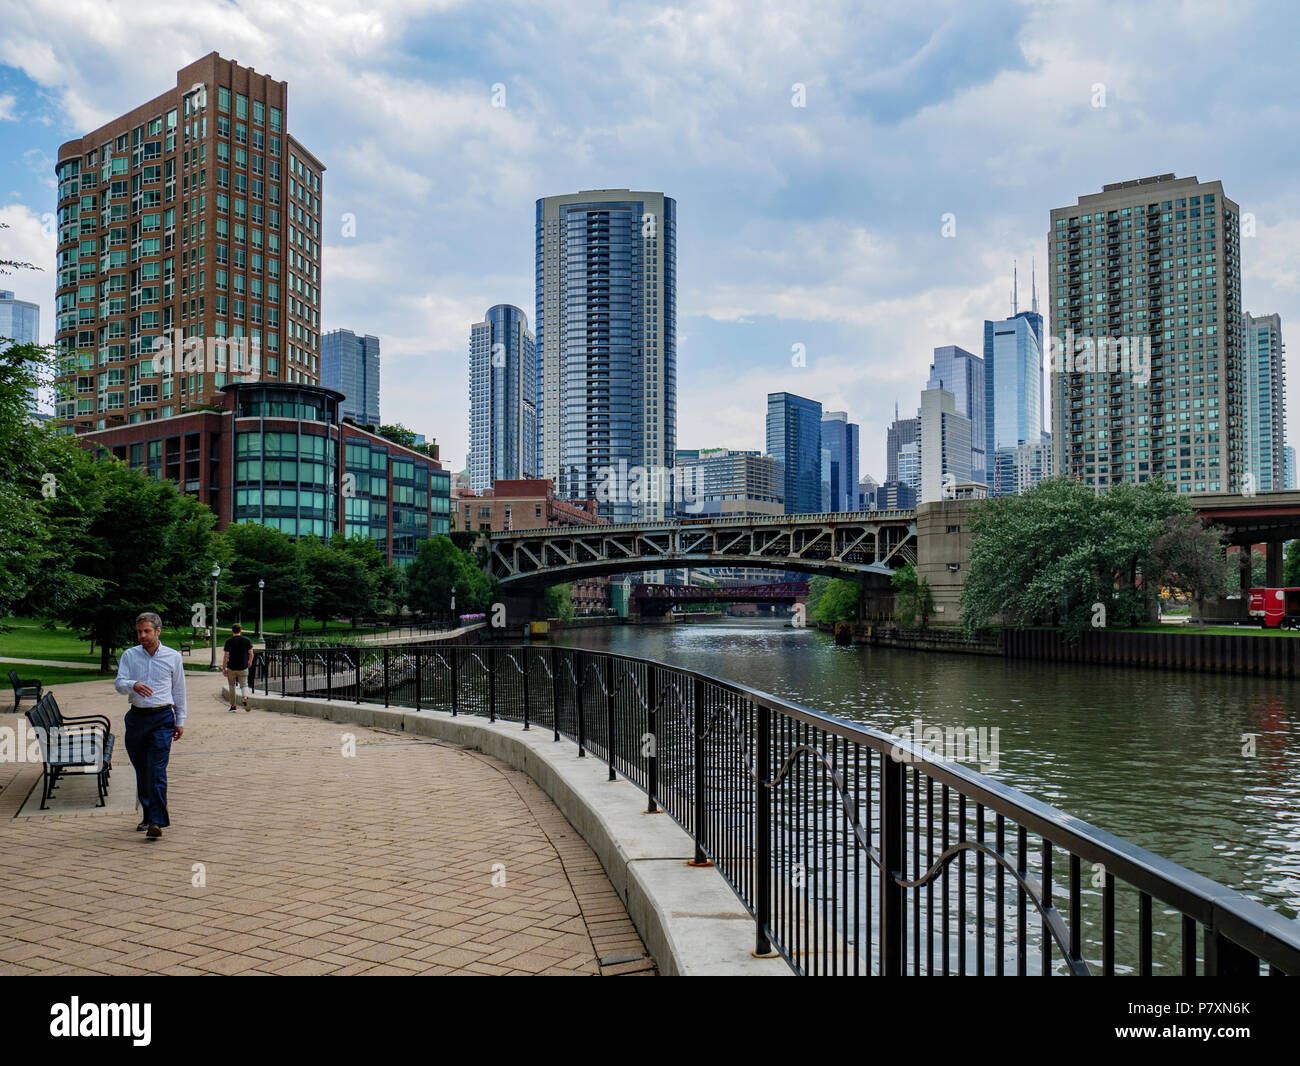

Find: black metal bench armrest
<box><xmin>57</xmin><ymin>712</ymin><xmax>113</xmax><ymax>734</ymax></box>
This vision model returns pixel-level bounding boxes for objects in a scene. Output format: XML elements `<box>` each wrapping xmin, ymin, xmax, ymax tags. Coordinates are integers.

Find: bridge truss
<box><xmin>489</xmin><ymin>511</ymin><xmax>918</xmax><ymax>587</ymax></box>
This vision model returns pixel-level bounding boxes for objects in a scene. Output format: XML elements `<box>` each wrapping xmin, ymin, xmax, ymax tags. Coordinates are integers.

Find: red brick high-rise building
<box><xmin>53</xmin><ymin>53</ymin><xmax>324</xmax><ymax>434</ymax></box>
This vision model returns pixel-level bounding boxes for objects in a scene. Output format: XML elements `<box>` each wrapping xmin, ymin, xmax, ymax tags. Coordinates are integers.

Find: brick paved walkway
<box><xmin>0</xmin><ymin>672</ymin><xmax>653</xmax><ymax>975</ymax></box>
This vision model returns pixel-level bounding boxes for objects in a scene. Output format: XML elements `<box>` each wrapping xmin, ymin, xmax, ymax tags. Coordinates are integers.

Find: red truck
<box><xmin>1248</xmin><ymin>587</ymin><xmax>1300</xmax><ymax>628</ymax></box>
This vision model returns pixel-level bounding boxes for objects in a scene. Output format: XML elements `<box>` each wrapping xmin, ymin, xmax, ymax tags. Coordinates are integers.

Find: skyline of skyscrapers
<box><xmin>1049</xmin><ymin>173</ymin><xmax>1243</xmax><ymax>494</ymax></box>
<box><xmin>767</xmin><ymin>391</ymin><xmax>823</xmax><ymax>514</ymax></box>
<box><xmin>467</xmin><ymin>303</ymin><xmax>537</xmax><ymax>493</ymax></box>
<box><xmin>1242</xmin><ymin>311</ymin><xmax>1285</xmax><ymax>491</ymax></box>
<box><xmin>322</xmin><ymin>327</ymin><xmax>380</xmax><ymax>428</ymax></box>
<box><xmin>51</xmin><ymin>53</ymin><xmax>324</xmax><ymax>434</ymax></box>
<box><xmin>536</xmin><ymin>188</ymin><xmax>676</xmax><ymax>523</ymax></box>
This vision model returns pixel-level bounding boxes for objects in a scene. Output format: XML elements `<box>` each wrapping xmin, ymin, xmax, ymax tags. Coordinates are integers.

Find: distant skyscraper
<box><xmin>897</xmin><ymin>440</ymin><xmax>921</xmax><ymax>501</ymax></box>
<box><xmin>1242</xmin><ymin>312</ymin><xmax>1285</xmax><ymax>491</ymax></box>
<box><xmin>985</xmin><ymin>266</ymin><xmax>1046</xmax><ymax>496</ymax></box>
<box><xmin>886</xmin><ymin>406</ymin><xmax>919</xmax><ymax>482</ymax></box>
<box><xmin>322</xmin><ymin>329</ymin><xmax>380</xmax><ymax>428</ymax></box>
<box><xmin>0</xmin><ymin>288</ymin><xmax>41</xmax><ymax>409</ymax></box>
<box><xmin>1050</xmin><ymin>174</ymin><xmax>1243</xmax><ymax>493</ymax></box>
<box><xmin>857</xmin><ymin>473</ymin><xmax>879</xmax><ymax>510</ymax></box>
<box><xmin>820</xmin><ymin>411</ymin><xmax>860</xmax><ymax>512</ymax></box>
<box><xmin>1285</xmin><ymin>446</ymin><xmax>1297</xmax><ymax>490</ymax></box>
<box><xmin>927</xmin><ymin>345</ymin><xmax>985</xmax><ymax>484</ymax></box>
<box><xmin>536</xmin><ymin>189</ymin><xmax>676</xmax><ymax>522</ymax></box>
<box><xmin>919</xmin><ymin>387</ymin><xmax>971</xmax><ymax>502</ymax></box>
<box><xmin>467</xmin><ymin>305</ymin><xmax>537</xmax><ymax>493</ymax></box>
<box><xmin>766</xmin><ymin>392</ymin><xmax>822</xmax><ymax>514</ymax></box>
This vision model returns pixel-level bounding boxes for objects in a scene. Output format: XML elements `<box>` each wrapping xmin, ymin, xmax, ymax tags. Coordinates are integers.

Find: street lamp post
<box><xmin>450</xmin><ymin>584</ymin><xmax>456</xmax><ymax>628</ymax></box>
<box><xmin>257</xmin><ymin>579</ymin><xmax>265</xmax><ymax>640</ymax></box>
<box><xmin>210</xmin><ymin>563</ymin><xmax>222</xmax><ymax>670</ymax></box>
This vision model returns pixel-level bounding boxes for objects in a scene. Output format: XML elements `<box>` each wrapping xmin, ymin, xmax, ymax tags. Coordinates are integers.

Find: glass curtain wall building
<box><xmin>536</xmin><ymin>189</ymin><xmax>676</xmax><ymax>524</ymax></box>
<box><xmin>984</xmin><ymin>309</ymin><xmax>1045</xmax><ymax>496</ymax></box>
<box><xmin>468</xmin><ymin>304</ymin><xmax>537</xmax><ymax>493</ymax></box>
<box><xmin>0</xmin><ymin>289</ymin><xmax>41</xmax><ymax>409</ymax></box>
<box><xmin>820</xmin><ymin>411</ymin><xmax>860</xmax><ymax>512</ymax></box>
<box><xmin>1241</xmin><ymin>312</ymin><xmax>1285</xmax><ymax>491</ymax></box>
<box><xmin>766</xmin><ymin>392</ymin><xmax>823</xmax><ymax>514</ymax></box>
<box><xmin>322</xmin><ymin>328</ymin><xmax>380</xmax><ymax>428</ymax></box>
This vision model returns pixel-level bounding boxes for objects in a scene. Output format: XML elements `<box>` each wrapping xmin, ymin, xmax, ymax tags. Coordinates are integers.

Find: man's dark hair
<box><xmin>231</xmin><ymin>623</ymin><xmax>242</xmax><ymax>633</ymax></box>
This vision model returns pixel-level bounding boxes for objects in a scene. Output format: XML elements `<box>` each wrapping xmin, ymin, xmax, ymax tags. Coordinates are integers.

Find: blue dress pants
<box><xmin>125</xmin><ymin>705</ymin><xmax>175</xmax><ymax>828</ymax></box>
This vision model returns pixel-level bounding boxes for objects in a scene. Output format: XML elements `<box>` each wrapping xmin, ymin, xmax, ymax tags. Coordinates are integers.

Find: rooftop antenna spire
<box><xmin>1012</xmin><ymin>259</ymin><xmax>1019</xmax><ymax>316</ymax></box>
<box><xmin>1031</xmin><ymin>256</ymin><xmax>1039</xmax><ymax>314</ymax></box>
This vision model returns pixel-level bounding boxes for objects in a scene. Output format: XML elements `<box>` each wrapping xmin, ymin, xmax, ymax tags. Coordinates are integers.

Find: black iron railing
<box><xmin>253</xmin><ymin>643</ymin><xmax>1300</xmax><ymax>977</ymax></box>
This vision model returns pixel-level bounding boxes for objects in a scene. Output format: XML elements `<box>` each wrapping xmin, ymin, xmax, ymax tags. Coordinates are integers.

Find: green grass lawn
<box><xmin>1126</xmin><ymin>623</ymin><xmax>1298</xmax><ymax>638</ymax></box>
<box><xmin>0</xmin><ymin>615</ymin><xmax>298</xmax><ymax>665</ymax></box>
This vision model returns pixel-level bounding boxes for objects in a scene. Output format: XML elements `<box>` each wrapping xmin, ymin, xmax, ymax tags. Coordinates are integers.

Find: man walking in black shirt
<box><xmin>222</xmin><ymin>623</ymin><xmax>254</xmax><ymax>713</ymax></box>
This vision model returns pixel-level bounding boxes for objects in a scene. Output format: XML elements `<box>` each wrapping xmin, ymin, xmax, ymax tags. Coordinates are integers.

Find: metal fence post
<box><xmin>575</xmin><ymin>654</ymin><xmax>586</xmax><ymax>757</ymax></box>
<box><xmin>355</xmin><ymin>647</ymin><xmax>361</xmax><ymax>704</ymax></box>
<box><xmin>646</xmin><ymin>668</ymin><xmax>658</xmax><ymax>814</ymax></box>
<box><xmin>882</xmin><ymin>749</ymin><xmax>905</xmax><ymax>976</ymax></box>
<box><xmin>326</xmin><ymin>647</ymin><xmax>333</xmax><ymax>699</ymax></box>
<box><xmin>756</xmin><ymin>701</ymin><xmax>772</xmax><ymax>956</ymax></box>
<box><xmin>451</xmin><ymin>647</ymin><xmax>459</xmax><ymax>716</ymax></box>
<box><xmin>415</xmin><ymin>646</ymin><xmax>422</xmax><ymax>712</ymax></box>
<box><xmin>383</xmin><ymin>646</ymin><xmax>389</xmax><ymax>708</ymax></box>
<box><xmin>550</xmin><ymin>647</ymin><xmax>560</xmax><ymax>742</ymax></box>
<box><xmin>691</xmin><ymin>676</ymin><xmax>708</xmax><ymax>866</ymax></box>
<box><xmin>489</xmin><ymin>645</ymin><xmax>497</xmax><ymax>723</ymax></box>
<box><xmin>300</xmin><ymin>652</ymin><xmax>306</xmax><ymax>699</ymax></box>
<box><xmin>605</xmin><ymin>656</ymin><xmax>616</xmax><ymax>781</ymax></box>
<box><xmin>522</xmin><ymin>648</ymin><xmax>531</xmax><ymax>730</ymax></box>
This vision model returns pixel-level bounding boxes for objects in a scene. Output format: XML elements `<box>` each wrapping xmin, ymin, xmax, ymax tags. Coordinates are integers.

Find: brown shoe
<box><xmin>146</xmin><ymin>824</ymin><xmax>162</xmax><ymax>839</ymax></box>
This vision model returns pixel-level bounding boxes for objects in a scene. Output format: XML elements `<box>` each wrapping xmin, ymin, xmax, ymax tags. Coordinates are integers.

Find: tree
<box><xmin>377</xmin><ymin>424</ymin><xmax>417</xmax><ymax>448</ymax></box>
<box><xmin>544</xmin><ymin>584</ymin><xmax>575</xmax><ymax>622</ymax></box>
<box><xmin>328</xmin><ymin>531</ymin><xmax>396</xmax><ymax>621</ymax></box>
<box><xmin>961</xmin><ymin>476</ymin><xmax>1192</xmax><ymax>637</ymax></box>
<box><xmin>891</xmin><ymin>564</ymin><xmax>934</xmax><ymax>628</ymax></box>
<box><xmin>52</xmin><ymin>457</ymin><xmax>221</xmax><ymax>670</ymax></box>
<box><xmin>808</xmin><ymin>577</ymin><xmax>859</xmax><ymax>624</ymax></box>
<box><xmin>217</xmin><ymin>522</ymin><xmax>313</xmax><ymax>628</ymax></box>
<box><xmin>1285</xmin><ymin>541</ymin><xmax>1300</xmax><ymax>587</ymax></box>
<box><xmin>298</xmin><ymin>538</ymin><xmax>370</xmax><ymax>630</ymax></box>
<box><xmin>406</xmin><ymin>536</ymin><xmax>489</xmax><ymax>616</ymax></box>
<box><xmin>1153</xmin><ymin>514</ymin><xmax>1228</xmax><ymax>623</ymax></box>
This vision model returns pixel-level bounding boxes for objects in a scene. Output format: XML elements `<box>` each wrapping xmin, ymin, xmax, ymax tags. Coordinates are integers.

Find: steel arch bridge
<box><xmin>488</xmin><ymin>510</ymin><xmax>918</xmax><ymax>588</ymax></box>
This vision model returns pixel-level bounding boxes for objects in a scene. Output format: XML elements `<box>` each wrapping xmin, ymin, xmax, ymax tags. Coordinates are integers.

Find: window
<box><xmin>218</xmin><ymin>87</ymin><xmax>231</xmax><ymax>113</ymax></box>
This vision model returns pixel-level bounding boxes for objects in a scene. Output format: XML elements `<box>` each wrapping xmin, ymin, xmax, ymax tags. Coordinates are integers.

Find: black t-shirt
<box><xmin>224</xmin><ymin>634</ymin><xmax>253</xmax><ymax>670</ymax></box>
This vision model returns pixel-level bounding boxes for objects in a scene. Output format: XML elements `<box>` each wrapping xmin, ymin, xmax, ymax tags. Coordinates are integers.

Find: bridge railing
<box><xmin>253</xmin><ymin>644</ymin><xmax>1300</xmax><ymax>977</ymax></box>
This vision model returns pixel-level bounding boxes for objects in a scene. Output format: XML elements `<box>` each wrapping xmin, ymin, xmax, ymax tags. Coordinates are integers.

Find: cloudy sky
<box><xmin>1</xmin><ymin>0</ymin><xmax>1297</xmax><ymax>477</ymax></box>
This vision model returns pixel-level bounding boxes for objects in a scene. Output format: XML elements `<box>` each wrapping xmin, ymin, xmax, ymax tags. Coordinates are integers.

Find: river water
<box><xmin>557</xmin><ymin>618</ymin><xmax>1300</xmax><ymax>922</ymax></box>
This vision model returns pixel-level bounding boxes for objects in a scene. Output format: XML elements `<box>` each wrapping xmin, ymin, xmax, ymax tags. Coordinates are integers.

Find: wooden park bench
<box><xmin>179</xmin><ymin>642</ymin><xmax>193</xmax><ymax>656</ymax></box>
<box><xmin>9</xmin><ymin>669</ymin><xmax>42</xmax><ymax>713</ymax></box>
<box><xmin>24</xmin><ymin>692</ymin><xmax>115</xmax><ymax>809</ymax></box>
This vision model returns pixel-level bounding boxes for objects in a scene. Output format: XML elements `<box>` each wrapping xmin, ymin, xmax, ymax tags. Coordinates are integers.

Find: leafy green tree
<box><xmin>52</xmin><ymin>458</ymin><xmax>221</xmax><ymax>670</ymax></box>
<box><xmin>809</xmin><ymin>577</ymin><xmax>860</xmax><ymax>624</ymax></box>
<box><xmin>298</xmin><ymin>538</ymin><xmax>370</xmax><ymax>629</ymax></box>
<box><xmin>406</xmin><ymin>536</ymin><xmax>489</xmax><ymax>616</ymax></box>
<box><xmin>544</xmin><ymin>583</ymin><xmax>575</xmax><ymax>622</ymax></box>
<box><xmin>217</xmin><ymin>522</ymin><xmax>313</xmax><ymax>630</ymax></box>
<box><xmin>1284</xmin><ymin>541</ymin><xmax>1300</xmax><ymax>587</ymax></box>
<box><xmin>961</xmin><ymin>476</ymin><xmax>1191</xmax><ymax>636</ymax></box>
<box><xmin>890</xmin><ymin>564</ymin><xmax>934</xmax><ymax>627</ymax></box>
<box><xmin>328</xmin><ymin>531</ymin><xmax>397</xmax><ymax>619</ymax></box>
<box><xmin>1153</xmin><ymin>514</ymin><xmax>1228</xmax><ymax>623</ymax></box>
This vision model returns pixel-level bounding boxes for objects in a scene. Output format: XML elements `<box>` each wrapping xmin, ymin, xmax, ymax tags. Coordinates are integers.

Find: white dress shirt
<box><xmin>114</xmin><ymin>643</ymin><xmax>188</xmax><ymax>725</ymax></box>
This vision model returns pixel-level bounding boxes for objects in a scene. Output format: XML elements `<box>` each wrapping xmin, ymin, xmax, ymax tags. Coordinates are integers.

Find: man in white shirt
<box><xmin>114</xmin><ymin>612</ymin><xmax>187</xmax><ymax>840</ymax></box>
